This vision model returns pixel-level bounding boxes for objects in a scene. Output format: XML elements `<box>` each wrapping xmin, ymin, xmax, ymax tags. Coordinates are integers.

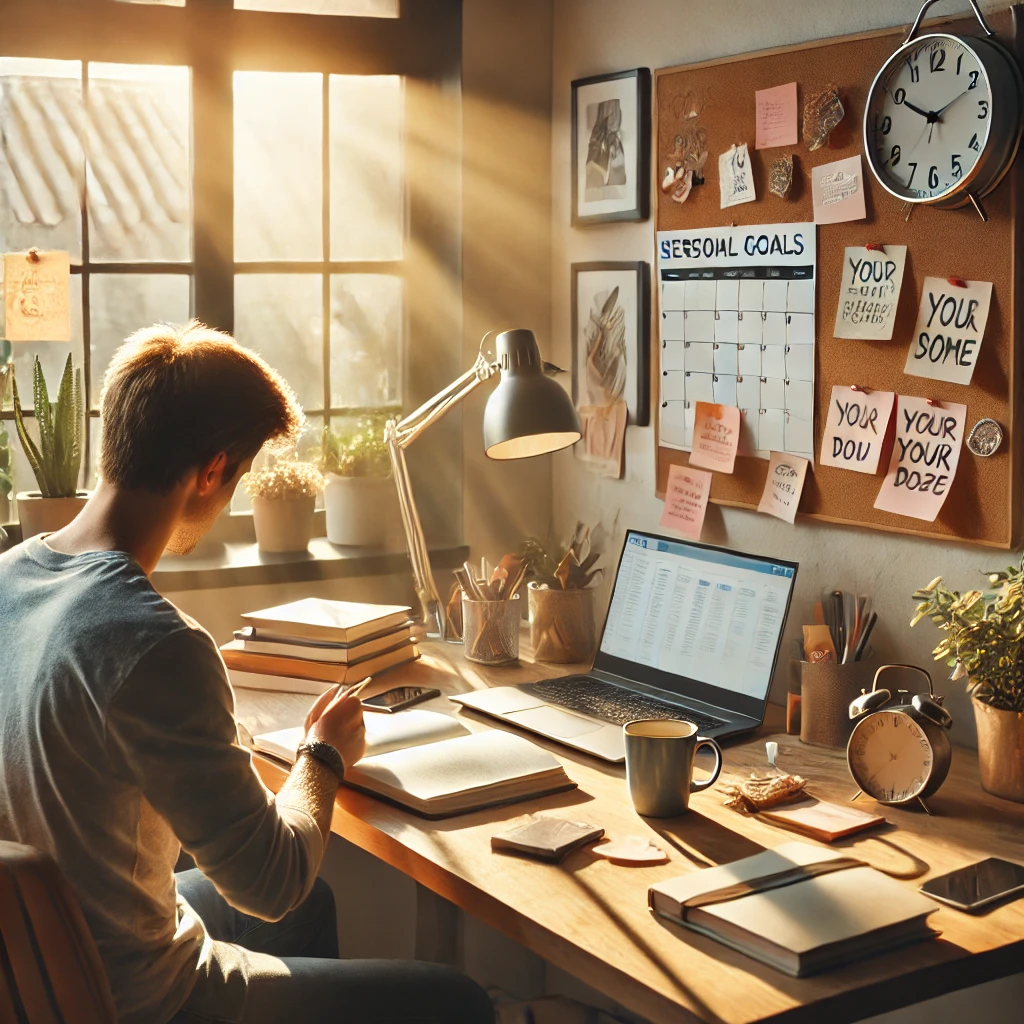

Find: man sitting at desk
<box><xmin>0</xmin><ymin>321</ymin><xmax>493</xmax><ymax>1024</ymax></box>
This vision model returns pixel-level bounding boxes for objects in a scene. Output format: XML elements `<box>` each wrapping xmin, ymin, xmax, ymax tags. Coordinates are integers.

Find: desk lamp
<box><xmin>386</xmin><ymin>328</ymin><xmax>581</xmax><ymax>638</ymax></box>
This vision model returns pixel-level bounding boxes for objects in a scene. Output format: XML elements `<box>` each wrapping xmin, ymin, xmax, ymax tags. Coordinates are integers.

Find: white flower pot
<box><xmin>323</xmin><ymin>474</ymin><xmax>394</xmax><ymax>547</ymax></box>
<box><xmin>251</xmin><ymin>495</ymin><xmax>316</xmax><ymax>553</ymax></box>
<box><xmin>16</xmin><ymin>491</ymin><xmax>89</xmax><ymax>539</ymax></box>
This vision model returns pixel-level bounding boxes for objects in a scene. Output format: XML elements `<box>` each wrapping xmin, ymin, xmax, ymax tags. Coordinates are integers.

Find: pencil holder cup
<box><xmin>800</xmin><ymin>660</ymin><xmax>877</xmax><ymax>748</ymax></box>
<box><xmin>528</xmin><ymin>584</ymin><xmax>596</xmax><ymax>664</ymax></box>
<box><xmin>462</xmin><ymin>595</ymin><xmax>521</xmax><ymax>666</ymax></box>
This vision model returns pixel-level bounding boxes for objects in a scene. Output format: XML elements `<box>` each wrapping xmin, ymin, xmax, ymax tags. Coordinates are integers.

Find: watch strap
<box><xmin>296</xmin><ymin>739</ymin><xmax>346</xmax><ymax>783</ymax></box>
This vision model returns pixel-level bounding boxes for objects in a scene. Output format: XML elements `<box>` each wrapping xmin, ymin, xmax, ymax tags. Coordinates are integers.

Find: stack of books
<box><xmin>221</xmin><ymin>597</ymin><xmax>420</xmax><ymax>695</ymax></box>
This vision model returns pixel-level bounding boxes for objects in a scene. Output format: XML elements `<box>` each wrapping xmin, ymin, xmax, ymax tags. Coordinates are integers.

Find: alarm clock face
<box><xmin>848</xmin><ymin>710</ymin><xmax>934</xmax><ymax>804</ymax></box>
<box><xmin>866</xmin><ymin>35</ymin><xmax>991</xmax><ymax>202</ymax></box>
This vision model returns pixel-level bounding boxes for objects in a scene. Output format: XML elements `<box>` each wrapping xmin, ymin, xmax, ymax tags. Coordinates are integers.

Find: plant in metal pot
<box><xmin>243</xmin><ymin>456</ymin><xmax>323</xmax><ymax>554</ymax></box>
<box><xmin>11</xmin><ymin>354</ymin><xmax>87</xmax><ymax>538</ymax></box>
<box><xmin>911</xmin><ymin>566</ymin><xmax>1024</xmax><ymax>802</ymax></box>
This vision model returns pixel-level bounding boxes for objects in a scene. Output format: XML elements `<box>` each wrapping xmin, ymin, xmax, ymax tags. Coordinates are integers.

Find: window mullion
<box><xmin>322</xmin><ymin>72</ymin><xmax>331</xmax><ymax>430</ymax></box>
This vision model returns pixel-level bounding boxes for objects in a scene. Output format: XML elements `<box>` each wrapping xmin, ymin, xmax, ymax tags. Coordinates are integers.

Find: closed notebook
<box><xmin>241</xmin><ymin>598</ymin><xmax>412</xmax><ymax>644</ymax></box>
<box><xmin>220</xmin><ymin>637</ymin><xmax>418</xmax><ymax>682</ymax></box>
<box><xmin>649</xmin><ymin>841</ymin><xmax>938</xmax><ymax>977</ymax></box>
<box><xmin>759</xmin><ymin>799</ymin><xmax>886</xmax><ymax>843</ymax></box>
<box><xmin>232</xmin><ymin>623</ymin><xmax>414</xmax><ymax>663</ymax></box>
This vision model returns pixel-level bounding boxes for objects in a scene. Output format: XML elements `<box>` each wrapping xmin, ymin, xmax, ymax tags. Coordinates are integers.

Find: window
<box><xmin>1</xmin><ymin>0</ymin><xmax>462</xmax><ymax>542</ymax></box>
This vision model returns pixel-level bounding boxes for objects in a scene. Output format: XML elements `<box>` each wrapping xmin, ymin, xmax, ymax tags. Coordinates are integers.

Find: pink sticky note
<box><xmin>660</xmin><ymin>464</ymin><xmax>713</xmax><ymax>539</ymax></box>
<box><xmin>811</xmin><ymin>155</ymin><xmax>866</xmax><ymax>225</ymax></box>
<box><xmin>819</xmin><ymin>386</ymin><xmax>896</xmax><ymax>475</ymax></box>
<box><xmin>688</xmin><ymin>401</ymin><xmax>741</xmax><ymax>474</ymax></box>
<box><xmin>873</xmin><ymin>396</ymin><xmax>967</xmax><ymax>522</ymax></box>
<box><xmin>757</xmin><ymin>451</ymin><xmax>810</xmax><ymax>524</ymax></box>
<box><xmin>755</xmin><ymin>82</ymin><xmax>798</xmax><ymax>150</ymax></box>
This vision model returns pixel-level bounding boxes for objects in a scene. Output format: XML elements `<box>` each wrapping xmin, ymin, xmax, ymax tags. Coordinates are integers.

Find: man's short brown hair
<box><xmin>99</xmin><ymin>320</ymin><xmax>302</xmax><ymax>493</ymax></box>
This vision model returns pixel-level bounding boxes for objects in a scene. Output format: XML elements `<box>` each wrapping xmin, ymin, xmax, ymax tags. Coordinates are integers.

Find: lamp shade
<box><xmin>483</xmin><ymin>329</ymin><xmax>582</xmax><ymax>460</ymax></box>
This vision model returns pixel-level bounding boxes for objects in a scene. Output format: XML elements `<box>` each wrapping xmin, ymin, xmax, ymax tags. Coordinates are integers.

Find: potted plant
<box><xmin>320</xmin><ymin>414</ymin><xmax>395</xmax><ymax>547</ymax></box>
<box><xmin>519</xmin><ymin>522</ymin><xmax>603</xmax><ymax>664</ymax></box>
<box><xmin>911</xmin><ymin>566</ymin><xmax>1024</xmax><ymax>803</ymax></box>
<box><xmin>11</xmin><ymin>354</ymin><xmax>87</xmax><ymax>539</ymax></box>
<box><xmin>0</xmin><ymin>345</ymin><xmax>13</xmax><ymax>524</ymax></box>
<box><xmin>243</xmin><ymin>457</ymin><xmax>323</xmax><ymax>554</ymax></box>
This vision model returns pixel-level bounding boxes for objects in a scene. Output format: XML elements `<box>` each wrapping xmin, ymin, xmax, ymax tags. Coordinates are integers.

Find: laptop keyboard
<box><xmin>521</xmin><ymin>677</ymin><xmax>725</xmax><ymax>733</ymax></box>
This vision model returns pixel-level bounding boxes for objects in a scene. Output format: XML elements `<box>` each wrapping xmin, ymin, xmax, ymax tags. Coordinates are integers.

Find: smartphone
<box><xmin>919</xmin><ymin>857</ymin><xmax>1024</xmax><ymax>912</ymax></box>
<box><xmin>361</xmin><ymin>686</ymin><xmax>441</xmax><ymax>714</ymax></box>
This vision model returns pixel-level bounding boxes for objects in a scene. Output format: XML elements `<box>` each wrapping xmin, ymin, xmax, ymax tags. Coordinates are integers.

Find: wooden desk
<box><xmin>235</xmin><ymin>641</ymin><xmax>1024</xmax><ymax>1024</ymax></box>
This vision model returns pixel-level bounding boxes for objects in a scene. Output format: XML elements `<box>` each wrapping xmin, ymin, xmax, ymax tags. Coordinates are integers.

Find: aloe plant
<box><xmin>11</xmin><ymin>355</ymin><xmax>83</xmax><ymax>499</ymax></box>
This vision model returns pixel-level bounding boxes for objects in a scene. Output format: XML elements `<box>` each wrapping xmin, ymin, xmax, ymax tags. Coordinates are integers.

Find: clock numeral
<box><xmin>894</xmin><ymin>87</ymin><xmax>907</xmax><ymax>105</ymax></box>
<box><xmin>929</xmin><ymin>48</ymin><xmax>946</xmax><ymax>73</ymax></box>
<box><xmin>969</xmin><ymin>69</ymin><xmax>980</xmax><ymax>90</ymax></box>
<box><xmin>928</xmin><ymin>165</ymin><xmax>939</xmax><ymax>189</ymax></box>
<box><xmin>969</xmin><ymin>132</ymin><xmax>981</xmax><ymax>151</ymax></box>
<box><xmin>956</xmin><ymin>52</ymin><xmax>963</xmax><ymax>75</ymax></box>
<box><xmin>907</xmin><ymin>160</ymin><xmax>917</xmax><ymax>186</ymax></box>
<box><xmin>978</xmin><ymin>99</ymin><xmax>989</xmax><ymax>119</ymax></box>
<box><xmin>952</xmin><ymin>153</ymin><xmax>963</xmax><ymax>179</ymax></box>
<box><xmin>880</xmin><ymin>115</ymin><xmax>892</xmax><ymax>136</ymax></box>
<box><xmin>910</xmin><ymin>63</ymin><xmax>921</xmax><ymax>83</ymax></box>
<box><xmin>890</xmin><ymin>144</ymin><xmax>901</xmax><ymax>167</ymax></box>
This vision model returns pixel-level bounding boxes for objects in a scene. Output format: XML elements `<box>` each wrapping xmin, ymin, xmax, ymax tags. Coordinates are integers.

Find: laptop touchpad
<box><xmin>504</xmin><ymin>706</ymin><xmax>606</xmax><ymax>738</ymax></box>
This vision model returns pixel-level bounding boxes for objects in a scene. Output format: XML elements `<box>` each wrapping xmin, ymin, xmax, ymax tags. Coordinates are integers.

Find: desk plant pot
<box><xmin>244</xmin><ymin>460</ymin><xmax>322</xmax><ymax>555</ymax></box>
<box><xmin>323</xmin><ymin>474</ymin><xmax>393</xmax><ymax>547</ymax></box>
<box><xmin>528</xmin><ymin>583</ymin><xmax>596</xmax><ymax>664</ymax></box>
<box><xmin>16</xmin><ymin>491</ymin><xmax>89</xmax><ymax>539</ymax></box>
<box><xmin>973</xmin><ymin>696</ymin><xmax>1024</xmax><ymax>803</ymax></box>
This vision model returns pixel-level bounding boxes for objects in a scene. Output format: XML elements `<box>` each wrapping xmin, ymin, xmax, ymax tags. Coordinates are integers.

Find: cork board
<box><xmin>654</xmin><ymin>9</ymin><xmax>1022</xmax><ymax>547</ymax></box>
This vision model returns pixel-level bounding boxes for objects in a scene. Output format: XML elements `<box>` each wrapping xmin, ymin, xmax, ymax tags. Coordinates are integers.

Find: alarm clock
<box><xmin>847</xmin><ymin>664</ymin><xmax>953</xmax><ymax>814</ymax></box>
<box><xmin>863</xmin><ymin>0</ymin><xmax>1024</xmax><ymax>219</ymax></box>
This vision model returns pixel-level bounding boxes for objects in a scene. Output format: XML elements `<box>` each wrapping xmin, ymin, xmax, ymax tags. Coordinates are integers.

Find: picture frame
<box><xmin>571</xmin><ymin>261</ymin><xmax>651</xmax><ymax>428</ymax></box>
<box><xmin>571</xmin><ymin>68</ymin><xmax>651</xmax><ymax>226</ymax></box>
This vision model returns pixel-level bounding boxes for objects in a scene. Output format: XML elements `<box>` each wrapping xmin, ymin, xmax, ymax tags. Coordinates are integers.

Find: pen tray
<box><xmin>800</xmin><ymin>661</ymin><xmax>876</xmax><ymax>748</ymax></box>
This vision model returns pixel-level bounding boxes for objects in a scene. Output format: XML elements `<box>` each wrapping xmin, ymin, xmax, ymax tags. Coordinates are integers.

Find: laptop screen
<box><xmin>593</xmin><ymin>531</ymin><xmax>798</xmax><ymax>720</ymax></box>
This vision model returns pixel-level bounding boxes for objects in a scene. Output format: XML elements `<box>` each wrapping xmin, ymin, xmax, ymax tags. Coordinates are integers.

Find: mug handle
<box><xmin>689</xmin><ymin>736</ymin><xmax>723</xmax><ymax>793</ymax></box>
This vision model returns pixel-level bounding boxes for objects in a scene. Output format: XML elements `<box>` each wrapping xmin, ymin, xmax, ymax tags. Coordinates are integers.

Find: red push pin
<box><xmin>926</xmin><ymin>398</ymin><xmax>943</xmax><ymax>407</ymax></box>
<box><xmin>866</xmin><ymin>243</ymin><xmax>885</xmax><ymax>252</ymax></box>
<box><xmin>850</xmin><ymin>384</ymin><xmax>870</xmax><ymax>394</ymax></box>
<box><xmin>947</xmin><ymin>276</ymin><xmax>967</xmax><ymax>288</ymax></box>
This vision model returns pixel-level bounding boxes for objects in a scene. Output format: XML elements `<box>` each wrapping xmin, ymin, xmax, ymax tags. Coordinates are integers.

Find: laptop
<box><xmin>452</xmin><ymin>530</ymin><xmax>798</xmax><ymax>763</ymax></box>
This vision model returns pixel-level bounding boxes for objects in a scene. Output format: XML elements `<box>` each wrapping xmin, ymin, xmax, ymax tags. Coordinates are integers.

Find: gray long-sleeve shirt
<box><xmin>0</xmin><ymin>537</ymin><xmax>323</xmax><ymax>1023</ymax></box>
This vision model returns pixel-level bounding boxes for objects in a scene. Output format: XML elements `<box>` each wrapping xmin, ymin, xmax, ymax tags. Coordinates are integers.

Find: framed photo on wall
<box><xmin>571</xmin><ymin>68</ymin><xmax>651</xmax><ymax>226</ymax></box>
<box><xmin>571</xmin><ymin>261</ymin><xmax>651</xmax><ymax>428</ymax></box>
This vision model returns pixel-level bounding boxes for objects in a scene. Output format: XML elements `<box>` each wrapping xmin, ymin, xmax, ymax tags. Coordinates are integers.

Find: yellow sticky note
<box><xmin>3</xmin><ymin>251</ymin><xmax>71</xmax><ymax>342</ymax></box>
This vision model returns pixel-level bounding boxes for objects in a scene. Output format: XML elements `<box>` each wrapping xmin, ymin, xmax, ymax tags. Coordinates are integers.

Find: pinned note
<box><xmin>3</xmin><ymin>251</ymin><xmax>71</xmax><ymax>342</ymax></box>
<box><xmin>811</xmin><ymin>155</ymin><xmax>865</xmax><ymax>225</ymax></box>
<box><xmin>660</xmin><ymin>464</ymin><xmax>712</xmax><ymax>539</ymax></box>
<box><xmin>757</xmin><ymin>451</ymin><xmax>809</xmax><ymax>523</ymax></box>
<box><xmin>755</xmin><ymin>83</ymin><xmax>798</xmax><ymax>150</ymax></box>
<box><xmin>819</xmin><ymin>386</ymin><xmax>895</xmax><ymax>474</ymax></box>
<box><xmin>833</xmin><ymin>246</ymin><xmax>907</xmax><ymax>341</ymax></box>
<box><xmin>719</xmin><ymin>144</ymin><xmax>756</xmax><ymax>209</ymax></box>
<box><xmin>688</xmin><ymin>401</ymin><xmax>741</xmax><ymax>474</ymax></box>
<box><xmin>873</xmin><ymin>396</ymin><xmax>967</xmax><ymax>522</ymax></box>
<box><xmin>903</xmin><ymin>277</ymin><xmax>993</xmax><ymax>386</ymax></box>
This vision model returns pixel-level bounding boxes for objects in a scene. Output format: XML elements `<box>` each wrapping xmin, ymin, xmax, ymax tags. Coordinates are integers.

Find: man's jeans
<box><xmin>169</xmin><ymin>869</ymin><xmax>494</xmax><ymax>1023</ymax></box>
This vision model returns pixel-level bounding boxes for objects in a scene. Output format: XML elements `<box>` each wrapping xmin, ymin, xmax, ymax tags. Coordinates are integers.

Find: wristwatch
<box><xmin>295</xmin><ymin>740</ymin><xmax>346</xmax><ymax>783</ymax></box>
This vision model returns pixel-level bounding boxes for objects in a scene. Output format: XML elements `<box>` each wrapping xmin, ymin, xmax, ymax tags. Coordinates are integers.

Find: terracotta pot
<box><xmin>973</xmin><ymin>695</ymin><xmax>1024</xmax><ymax>803</ymax></box>
<box><xmin>323</xmin><ymin>474</ymin><xmax>394</xmax><ymax>547</ymax></box>
<box><xmin>251</xmin><ymin>495</ymin><xmax>315</xmax><ymax>553</ymax></box>
<box><xmin>16</xmin><ymin>491</ymin><xmax>89</xmax><ymax>539</ymax></box>
<box><xmin>528</xmin><ymin>584</ymin><xmax>596</xmax><ymax>664</ymax></box>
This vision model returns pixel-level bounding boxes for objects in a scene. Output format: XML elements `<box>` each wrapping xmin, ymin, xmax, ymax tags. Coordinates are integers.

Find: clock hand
<box><xmin>936</xmin><ymin>88</ymin><xmax>971</xmax><ymax>118</ymax></box>
<box><xmin>901</xmin><ymin>98</ymin><xmax>936</xmax><ymax>120</ymax></box>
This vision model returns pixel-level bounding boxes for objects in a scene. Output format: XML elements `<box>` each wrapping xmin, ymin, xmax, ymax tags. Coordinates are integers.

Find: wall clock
<box><xmin>863</xmin><ymin>0</ymin><xmax>1024</xmax><ymax>220</ymax></box>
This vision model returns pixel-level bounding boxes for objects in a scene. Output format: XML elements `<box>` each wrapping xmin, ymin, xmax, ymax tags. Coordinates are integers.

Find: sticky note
<box><xmin>903</xmin><ymin>277</ymin><xmax>993</xmax><ymax>386</ymax></box>
<box><xmin>3</xmin><ymin>251</ymin><xmax>71</xmax><ymax>342</ymax></box>
<box><xmin>811</xmin><ymin>155</ymin><xmax>866</xmax><ymax>225</ymax></box>
<box><xmin>688</xmin><ymin>402</ymin><xmax>741</xmax><ymax>474</ymax></box>
<box><xmin>719</xmin><ymin>144</ymin><xmax>756</xmax><ymax>209</ymax></box>
<box><xmin>758</xmin><ymin>451</ymin><xmax>809</xmax><ymax>523</ymax></box>
<box><xmin>833</xmin><ymin>246</ymin><xmax>907</xmax><ymax>341</ymax></box>
<box><xmin>819</xmin><ymin>386</ymin><xmax>895</xmax><ymax>474</ymax></box>
<box><xmin>755</xmin><ymin>83</ymin><xmax>798</xmax><ymax>150</ymax></box>
<box><xmin>660</xmin><ymin>464</ymin><xmax>713</xmax><ymax>539</ymax></box>
<box><xmin>873</xmin><ymin>396</ymin><xmax>967</xmax><ymax>522</ymax></box>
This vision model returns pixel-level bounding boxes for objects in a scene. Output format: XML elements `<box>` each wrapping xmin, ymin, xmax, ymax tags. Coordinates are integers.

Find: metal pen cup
<box><xmin>623</xmin><ymin>719</ymin><xmax>724</xmax><ymax>818</ymax></box>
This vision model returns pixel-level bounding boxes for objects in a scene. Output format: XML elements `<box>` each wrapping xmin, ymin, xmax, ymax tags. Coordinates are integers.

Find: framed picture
<box><xmin>571</xmin><ymin>261</ymin><xmax>651</xmax><ymax>428</ymax></box>
<box><xmin>571</xmin><ymin>68</ymin><xmax>651</xmax><ymax>226</ymax></box>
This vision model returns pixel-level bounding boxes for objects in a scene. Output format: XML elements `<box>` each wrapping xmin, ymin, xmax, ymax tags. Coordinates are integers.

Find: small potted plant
<box><xmin>243</xmin><ymin>456</ymin><xmax>323</xmax><ymax>554</ymax></box>
<box><xmin>12</xmin><ymin>354</ymin><xmax>87</xmax><ymax>538</ymax></box>
<box><xmin>520</xmin><ymin>522</ymin><xmax>603</xmax><ymax>664</ymax></box>
<box><xmin>320</xmin><ymin>414</ymin><xmax>395</xmax><ymax>547</ymax></box>
<box><xmin>911</xmin><ymin>566</ymin><xmax>1024</xmax><ymax>803</ymax></box>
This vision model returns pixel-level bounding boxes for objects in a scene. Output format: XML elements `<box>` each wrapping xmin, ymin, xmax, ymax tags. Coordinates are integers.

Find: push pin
<box><xmin>26</xmin><ymin>248</ymin><xmax>40</xmax><ymax>264</ymax></box>
<box><xmin>947</xmin><ymin>276</ymin><xmax>967</xmax><ymax>288</ymax></box>
<box><xmin>850</xmin><ymin>384</ymin><xmax>870</xmax><ymax>394</ymax></box>
<box><xmin>926</xmin><ymin>398</ymin><xmax>942</xmax><ymax>407</ymax></box>
<box><xmin>865</xmin><ymin>242</ymin><xmax>885</xmax><ymax>252</ymax></box>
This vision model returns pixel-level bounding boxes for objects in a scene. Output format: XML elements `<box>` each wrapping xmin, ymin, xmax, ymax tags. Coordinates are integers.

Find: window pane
<box><xmin>87</xmin><ymin>416</ymin><xmax>102</xmax><ymax>490</ymax></box>
<box><xmin>87</xmin><ymin>64</ymin><xmax>192</xmax><ymax>263</ymax></box>
<box><xmin>330</xmin><ymin>76</ymin><xmax>403</xmax><ymax>261</ymax></box>
<box><xmin>235</xmin><ymin>0</ymin><xmax>397</xmax><ymax>15</ymax></box>
<box><xmin>329</xmin><ymin>274</ymin><xmax>401</xmax><ymax>409</ymax></box>
<box><xmin>0</xmin><ymin>59</ymin><xmax>84</xmax><ymax>263</ymax></box>
<box><xmin>89</xmin><ymin>274</ymin><xmax>191</xmax><ymax>407</ymax></box>
<box><xmin>234</xmin><ymin>73</ymin><xmax>322</xmax><ymax>262</ymax></box>
<box><xmin>234</xmin><ymin>274</ymin><xmax>323</xmax><ymax>410</ymax></box>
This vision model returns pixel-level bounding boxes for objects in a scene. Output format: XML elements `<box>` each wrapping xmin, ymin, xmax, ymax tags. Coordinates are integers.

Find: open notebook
<box><xmin>254</xmin><ymin>710</ymin><xmax>576</xmax><ymax>819</ymax></box>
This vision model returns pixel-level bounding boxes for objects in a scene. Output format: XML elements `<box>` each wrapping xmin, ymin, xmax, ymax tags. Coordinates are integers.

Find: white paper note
<box><xmin>719</xmin><ymin>144</ymin><xmax>756</xmax><ymax>208</ymax></box>
<box><xmin>833</xmin><ymin>246</ymin><xmax>907</xmax><ymax>341</ymax></box>
<box><xmin>758</xmin><ymin>451</ymin><xmax>809</xmax><ymax>523</ymax></box>
<box><xmin>819</xmin><ymin>386</ymin><xmax>895</xmax><ymax>474</ymax></box>
<box><xmin>3</xmin><ymin>251</ymin><xmax>71</xmax><ymax>342</ymax></box>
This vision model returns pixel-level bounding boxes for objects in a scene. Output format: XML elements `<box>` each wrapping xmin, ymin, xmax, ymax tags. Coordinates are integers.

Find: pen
<box><xmin>853</xmin><ymin>612</ymin><xmax>877</xmax><ymax>662</ymax></box>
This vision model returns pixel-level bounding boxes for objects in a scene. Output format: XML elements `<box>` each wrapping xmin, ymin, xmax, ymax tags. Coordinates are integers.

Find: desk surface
<box><xmin>235</xmin><ymin>641</ymin><xmax>1024</xmax><ymax>1024</ymax></box>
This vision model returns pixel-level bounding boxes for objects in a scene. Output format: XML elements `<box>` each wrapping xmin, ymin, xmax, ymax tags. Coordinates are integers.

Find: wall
<box><xmin>550</xmin><ymin>0</ymin><xmax>1018</xmax><ymax>748</ymax></box>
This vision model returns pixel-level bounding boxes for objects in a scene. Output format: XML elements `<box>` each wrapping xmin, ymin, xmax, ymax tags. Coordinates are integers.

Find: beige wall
<box><xmin>550</xmin><ymin>0</ymin><xmax>1016</xmax><ymax>748</ymax></box>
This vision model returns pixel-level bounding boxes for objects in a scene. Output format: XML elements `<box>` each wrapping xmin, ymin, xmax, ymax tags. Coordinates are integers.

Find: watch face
<box><xmin>867</xmin><ymin>35</ymin><xmax>991</xmax><ymax>201</ymax></box>
<box><xmin>848</xmin><ymin>710</ymin><xmax>934</xmax><ymax>803</ymax></box>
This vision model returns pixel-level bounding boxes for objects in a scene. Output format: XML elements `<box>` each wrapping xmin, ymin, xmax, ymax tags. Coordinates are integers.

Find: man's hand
<box><xmin>303</xmin><ymin>681</ymin><xmax>368</xmax><ymax>769</ymax></box>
